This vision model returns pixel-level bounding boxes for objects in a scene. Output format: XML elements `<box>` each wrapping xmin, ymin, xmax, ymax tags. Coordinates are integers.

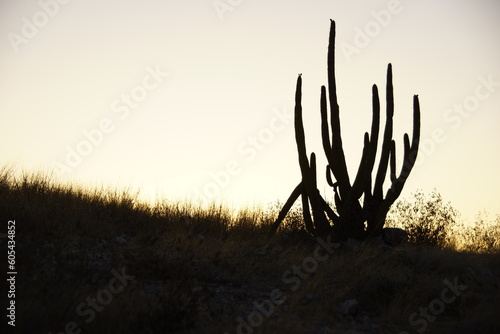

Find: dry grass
<box><xmin>1</xmin><ymin>168</ymin><xmax>499</xmax><ymax>334</ymax></box>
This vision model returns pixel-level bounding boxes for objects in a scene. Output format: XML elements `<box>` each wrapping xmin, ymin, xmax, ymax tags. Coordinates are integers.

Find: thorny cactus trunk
<box><xmin>269</xmin><ymin>20</ymin><xmax>421</xmax><ymax>241</ymax></box>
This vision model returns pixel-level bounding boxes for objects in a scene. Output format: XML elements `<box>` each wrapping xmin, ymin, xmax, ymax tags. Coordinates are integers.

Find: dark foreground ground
<box><xmin>1</xmin><ymin>172</ymin><xmax>499</xmax><ymax>333</ymax></box>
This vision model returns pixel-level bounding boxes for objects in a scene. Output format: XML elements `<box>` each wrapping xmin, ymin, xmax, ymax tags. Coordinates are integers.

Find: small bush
<box><xmin>264</xmin><ymin>200</ymin><xmax>305</xmax><ymax>232</ymax></box>
<box><xmin>454</xmin><ymin>212</ymin><xmax>500</xmax><ymax>253</ymax></box>
<box><xmin>386</xmin><ymin>189</ymin><xmax>459</xmax><ymax>247</ymax></box>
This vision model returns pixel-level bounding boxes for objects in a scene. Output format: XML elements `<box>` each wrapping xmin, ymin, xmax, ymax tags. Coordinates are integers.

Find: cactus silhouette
<box><xmin>269</xmin><ymin>20</ymin><xmax>421</xmax><ymax>241</ymax></box>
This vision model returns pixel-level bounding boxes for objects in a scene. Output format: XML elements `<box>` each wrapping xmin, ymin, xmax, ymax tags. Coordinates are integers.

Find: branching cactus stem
<box><xmin>269</xmin><ymin>20</ymin><xmax>420</xmax><ymax>240</ymax></box>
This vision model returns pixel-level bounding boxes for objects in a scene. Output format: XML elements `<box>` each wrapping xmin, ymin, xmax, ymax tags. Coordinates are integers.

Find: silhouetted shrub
<box><xmin>456</xmin><ymin>212</ymin><xmax>500</xmax><ymax>253</ymax></box>
<box><xmin>265</xmin><ymin>200</ymin><xmax>304</xmax><ymax>232</ymax></box>
<box><xmin>386</xmin><ymin>190</ymin><xmax>458</xmax><ymax>247</ymax></box>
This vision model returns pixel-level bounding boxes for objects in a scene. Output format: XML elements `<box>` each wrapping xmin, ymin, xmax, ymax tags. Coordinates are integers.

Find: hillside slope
<box><xmin>1</xmin><ymin>171</ymin><xmax>499</xmax><ymax>333</ymax></box>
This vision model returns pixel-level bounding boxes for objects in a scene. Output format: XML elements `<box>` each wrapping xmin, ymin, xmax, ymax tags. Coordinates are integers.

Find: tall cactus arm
<box><xmin>367</xmin><ymin>84</ymin><xmax>381</xmax><ymax>174</ymax></box>
<box><xmin>373</xmin><ymin>64</ymin><xmax>395</xmax><ymax>200</ymax></box>
<box><xmin>389</xmin><ymin>140</ymin><xmax>397</xmax><ymax>183</ymax></box>
<box><xmin>385</xmin><ymin>94</ymin><xmax>421</xmax><ymax>204</ymax></box>
<box><xmin>346</xmin><ymin>84</ymin><xmax>381</xmax><ymax>204</ymax></box>
<box><xmin>369</xmin><ymin>94</ymin><xmax>421</xmax><ymax>235</ymax></box>
<box><xmin>294</xmin><ymin>74</ymin><xmax>316</xmax><ymax>234</ymax></box>
<box><xmin>310</xmin><ymin>152</ymin><xmax>318</xmax><ymax>188</ymax></box>
<box><xmin>362</xmin><ymin>85</ymin><xmax>381</xmax><ymax>210</ymax></box>
<box><xmin>295</xmin><ymin>74</ymin><xmax>311</xmax><ymax>181</ymax></box>
<box><xmin>320</xmin><ymin>86</ymin><xmax>335</xmax><ymax>173</ymax></box>
<box><xmin>326</xmin><ymin>19</ymin><xmax>351</xmax><ymax>198</ymax></box>
<box><xmin>294</xmin><ymin>74</ymin><xmax>330</xmax><ymax>235</ymax></box>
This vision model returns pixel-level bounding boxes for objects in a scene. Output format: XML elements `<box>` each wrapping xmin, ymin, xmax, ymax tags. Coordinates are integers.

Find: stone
<box><xmin>382</xmin><ymin>227</ymin><xmax>408</xmax><ymax>246</ymax></box>
<box><xmin>346</xmin><ymin>238</ymin><xmax>362</xmax><ymax>251</ymax></box>
<box><xmin>340</xmin><ymin>298</ymin><xmax>359</xmax><ymax>316</ymax></box>
<box><xmin>113</xmin><ymin>236</ymin><xmax>128</xmax><ymax>244</ymax></box>
<box><xmin>196</xmin><ymin>234</ymin><xmax>205</xmax><ymax>244</ymax></box>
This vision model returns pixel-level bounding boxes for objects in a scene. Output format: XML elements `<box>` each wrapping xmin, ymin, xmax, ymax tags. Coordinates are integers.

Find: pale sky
<box><xmin>1</xmin><ymin>0</ymin><xmax>499</xmax><ymax>221</ymax></box>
